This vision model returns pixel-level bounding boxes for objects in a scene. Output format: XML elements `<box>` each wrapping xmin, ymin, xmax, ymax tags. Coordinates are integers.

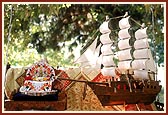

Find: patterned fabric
<box><xmin>4</xmin><ymin>67</ymin><xmax>156</xmax><ymax>111</ymax></box>
<box><xmin>4</xmin><ymin>67</ymin><xmax>26</xmax><ymax>99</ymax></box>
<box><xmin>15</xmin><ymin>70</ymin><xmax>26</xmax><ymax>87</ymax></box>
<box><xmin>53</xmin><ymin>70</ymin><xmax>71</xmax><ymax>91</ymax></box>
<box><xmin>66</xmin><ymin>77</ymin><xmax>106</xmax><ymax>111</ymax></box>
<box><xmin>20</xmin><ymin>80</ymin><xmax>52</xmax><ymax>92</ymax></box>
<box><xmin>92</xmin><ymin>73</ymin><xmax>111</xmax><ymax>82</ymax></box>
<box><xmin>25</xmin><ymin>62</ymin><xmax>55</xmax><ymax>81</ymax></box>
<box><xmin>19</xmin><ymin>61</ymin><xmax>56</xmax><ymax>94</ymax></box>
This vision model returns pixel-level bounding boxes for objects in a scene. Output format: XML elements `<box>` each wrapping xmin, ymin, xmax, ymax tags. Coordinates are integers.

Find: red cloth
<box><xmin>92</xmin><ymin>73</ymin><xmax>111</xmax><ymax>82</ymax></box>
<box><xmin>54</xmin><ymin>70</ymin><xmax>71</xmax><ymax>90</ymax></box>
<box><xmin>24</xmin><ymin>75</ymin><xmax>32</xmax><ymax>80</ymax></box>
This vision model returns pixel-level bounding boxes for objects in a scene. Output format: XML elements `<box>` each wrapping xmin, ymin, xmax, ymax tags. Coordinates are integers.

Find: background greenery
<box><xmin>4</xmin><ymin>4</ymin><xmax>164</xmax><ymax>68</ymax></box>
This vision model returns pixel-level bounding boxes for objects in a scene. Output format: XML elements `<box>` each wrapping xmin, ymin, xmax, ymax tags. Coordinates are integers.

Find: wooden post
<box><xmin>136</xmin><ymin>104</ymin><xmax>141</xmax><ymax>111</ymax></box>
<box><xmin>126</xmin><ymin>73</ymin><xmax>132</xmax><ymax>92</ymax></box>
<box><xmin>123</xmin><ymin>101</ymin><xmax>126</xmax><ymax>111</ymax></box>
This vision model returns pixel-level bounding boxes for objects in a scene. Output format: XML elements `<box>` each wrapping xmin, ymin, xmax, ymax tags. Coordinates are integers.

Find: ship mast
<box><xmin>117</xmin><ymin>14</ymin><xmax>133</xmax><ymax>76</ymax></box>
<box><xmin>99</xmin><ymin>16</ymin><xmax>117</xmax><ymax>78</ymax></box>
<box><xmin>132</xmin><ymin>25</ymin><xmax>156</xmax><ymax>80</ymax></box>
<box><xmin>116</xmin><ymin>11</ymin><xmax>157</xmax><ymax>82</ymax></box>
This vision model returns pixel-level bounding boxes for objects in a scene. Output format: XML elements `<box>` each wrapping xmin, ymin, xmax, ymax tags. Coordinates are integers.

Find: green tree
<box><xmin>3</xmin><ymin>3</ymin><xmax>164</xmax><ymax>67</ymax></box>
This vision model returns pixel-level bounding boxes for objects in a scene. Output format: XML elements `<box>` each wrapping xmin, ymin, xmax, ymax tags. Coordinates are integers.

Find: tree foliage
<box><xmin>3</xmin><ymin>3</ymin><xmax>164</xmax><ymax>67</ymax></box>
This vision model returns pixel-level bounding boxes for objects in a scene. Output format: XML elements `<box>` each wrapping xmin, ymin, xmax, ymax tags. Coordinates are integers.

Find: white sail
<box><xmin>118</xmin><ymin>28</ymin><xmax>131</xmax><ymax>39</ymax></box>
<box><xmin>132</xmin><ymin>59</ymin><xmax>156</xmax><ymax>72</ymax></box>
<box><xmin>132</xmin><ymin>59</ymin><xmax>148</xmax><ymax>70</ymax></box>
<box><xmin>118</xmin><ymin>38</ymin><xmax>131</xmax><ymax>50</ymax></box>
<box><xmin>74</xmin><ymin>37</ymin><xmax>100</xmax><ymax>67</ymax></box>
<box><xmin>102</xmin><ymin>55</ymin><xmax>115</xmax><ymax>67</ymax></box>
<box><xmin>82</xmin><ymin>44</ymin><xmax>102</xmax><ymax>68</ymax></box>
<box><xmin>99</xmin><ymin>19</ymin><xmax>117</xmax><ymax>77</ymax></box>
<box><xmin>134</xmin><ymin>38</ymin><xmax>149</xmax><ymax>49</ymax></box>
<box><xmin>101</xmin><ymin>67</ymin><xmax>116</xmax><ymax>77</ymax></box>
<box><xmin>100</xmin><ymin>33</ymin><xmax>113</xmax><ymax>44</ymax></box>
<box><xmin>119</xmin><ymin>16</ymin><xmax>130</xmax><ymax>29</ymax></box>
<box><xmin>99</xmin><ymin>20</ymin><xmax>111</xmax><ymax>34</ymax></box>
<box><xmin>133</xmin><ymin>70</ymin><xmax>149</xmax><ymax>80</ymax></box>
<box><xmin>133</xmin><ymin>49</ymin><xmax>151</xmax><ymax>59</ymax></box>
<box><xmin>117</xmin><ymin>16</ymin><xmax>132</xmax><ymax>72</ymax></box>
<box><xmin>118</xmin><ymin>49</ymin><xmax>132</xmax><ymax>61</ymax></box>
<box><xmin>95</xmin><ymin>54</ymin><xmax>103</xmax><ymax>69</ymax></box>
<box><xmin>79</xmin><ymin>62</ymin><xmax>94</xmax><ymax>68</ymax></box>
<box><xmin>95</xmin><ymin>44</ymin><xmax>102</xmax><ymax>58</ymax></box>
<box><xmin>101</xmin><ymin>44</ymin><xmax>113</xmax><ymax>55</ymax></box>
<box><xmin>74</xmin><ymin>15</ymin><xmax>157</xmax><ymax>81</ymax></box>
<box><xmin>118</xmin><ymin>60</ymin><xmax>132</xmax><ymax>70</ymax></box>
<box><xmin>132</xmin><ymin>27</ymin><xmax>157</xmax><ymax>78</ymax></box>
<box><xmin>135</xmin><ymin>27</ymin><xmax>148</xmax><ymax>39</ymax></box>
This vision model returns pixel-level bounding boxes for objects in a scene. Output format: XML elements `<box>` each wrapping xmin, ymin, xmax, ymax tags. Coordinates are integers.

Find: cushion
<box><xmin>15</xmin><ymin>70</ymin><xmax>26</xmax><ymax>87</ymax></box>
<box><xmin>53</xmin><ymin>70</ymin><xmax>71</xmax><ymax>90</ymax></box>
<box><xmin>12</xmin><ymin>92</ymin><xmax>59</xmax><ymax>101</ymax></box>
<box><xmin>5</xmin><ymin>67</ymin><xmax>26</xmax><ymax>99</ymax></box>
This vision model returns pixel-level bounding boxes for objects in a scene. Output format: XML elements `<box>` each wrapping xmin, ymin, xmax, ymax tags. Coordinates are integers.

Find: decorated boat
<box><xmin>71</xmin><ymin>13</ymin><xmax>162</xmax><ymax>106</ymax></box>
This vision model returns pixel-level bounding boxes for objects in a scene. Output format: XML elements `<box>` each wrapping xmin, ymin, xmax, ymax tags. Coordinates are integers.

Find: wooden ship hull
<box><xmin>87</xmin><ymin>80</ymin><xmax>162</xmax><ymax>106</ymax></box>
<box><xmin>58</xmin><ymin>77</ymin><xmax>161</xmax><ymax>106</ymax></box>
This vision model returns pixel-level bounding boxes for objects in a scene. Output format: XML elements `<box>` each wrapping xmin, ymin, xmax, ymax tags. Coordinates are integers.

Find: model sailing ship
<box><xmin>71</xmin><ymin>13</ymin><xmax>162</xmax><ymax>106</ymax></box>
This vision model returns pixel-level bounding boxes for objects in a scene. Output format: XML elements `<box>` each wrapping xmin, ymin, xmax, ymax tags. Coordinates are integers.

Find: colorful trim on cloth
<box><xmin>25</xmin><ymin>62</ymin><xmax>56</xmax><ymax>81</ymax></box>
<box><xmin>91</xmin><ymin>73</ymin><xmax>111</xmax><ymax>82</ymax></box>
<box><xmin>53</xmin><ymin>70</ymin><xmax>71</xmax><ymax>90</ymax></box>
<box><xmin>20</xmin><ymin>80</ymin><xmax>52</xmax><ymax>92</ymax></box>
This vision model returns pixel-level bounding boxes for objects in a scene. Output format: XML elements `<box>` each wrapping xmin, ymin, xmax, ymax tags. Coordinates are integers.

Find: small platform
<box><xmin>4</xmin><ymin>91</ymin><xmax>67</xmax><ymax>111</ymax></box>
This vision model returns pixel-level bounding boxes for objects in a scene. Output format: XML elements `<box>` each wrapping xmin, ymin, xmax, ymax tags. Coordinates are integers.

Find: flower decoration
<box><xmin>26</xmin><ymin>62</ymin><xmax>55</xmax><ymax>81</ymax></box>
<box><xmin>20</xmin><ymin>61</ymin><xmax>56</xmax><ymax>93</ymax></box>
